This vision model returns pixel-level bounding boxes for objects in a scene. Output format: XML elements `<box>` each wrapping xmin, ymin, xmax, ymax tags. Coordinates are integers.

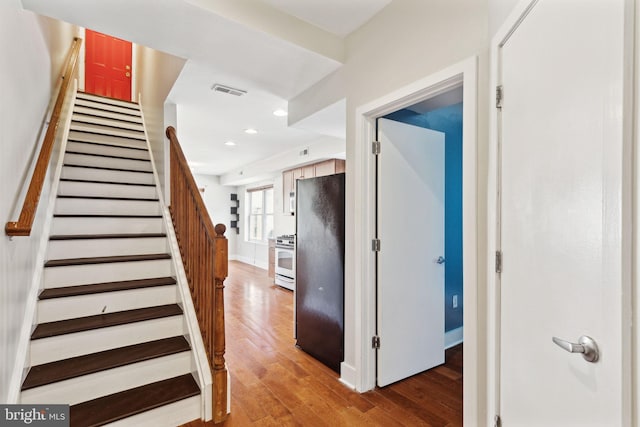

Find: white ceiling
<box><xmin>261</xmin><ymin>0</ymin><xmax>392</xmax><ymax>37</ymax></box>
<box><xmin>22</xmin><ymin>0</ymin><xmax>392</xmax><ymax>179</ymax></box>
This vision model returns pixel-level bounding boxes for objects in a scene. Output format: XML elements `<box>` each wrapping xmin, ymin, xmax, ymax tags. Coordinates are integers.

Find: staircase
<box><xmin>19</xmin><ymin>92</ymin><xmax>204</xmax><ymax>426</ymax></box>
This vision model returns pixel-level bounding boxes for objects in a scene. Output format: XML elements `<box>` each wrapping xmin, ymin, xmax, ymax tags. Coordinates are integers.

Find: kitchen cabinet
<box><xmin>282</xmin><ymin>170</ymin><xmax>294</xmax><ymax>213</ymax></box>
<box><xmin>316</xmin><ymin>159</ymin><xmax>345</xmax><ymax>177</ymax></box>
<box><xmin>282</xmin><ymin>159</ymin><xmax>345</xmax><ymax>214</ymax></box>
<box><xmin>268</xmin><ymin>238</ymin><xmax>275</xmax><ymax>280</ymax></box>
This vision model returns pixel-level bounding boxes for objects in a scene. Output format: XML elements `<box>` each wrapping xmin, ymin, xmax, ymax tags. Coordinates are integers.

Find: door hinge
<box><xmin>495</xmin><ymin>250</ymin><xmax>502</xmax><ymax>274</ymax></box>
<box><xmin>494</xmin><ymin>415</ymin><xmax>502</xmax><ymax>427</ymax></box>
<box><xmin>372</xmin><ymin>336</ymin><xmax>381</xmax><ymax>349</ymax></box>
<box><xmin>372</xmin><ymin>140</ymin><xmax>381</xmax><ymax>155</ymax></box>
<box><xmin>496</xmin><ymin>85</ymin><xmax>503</xmax><ymax>109</ymax></box>
<box><xmin>372</xmin><ymin>239</ymin><xmax>381</xmax><ymax>252</ymax></box>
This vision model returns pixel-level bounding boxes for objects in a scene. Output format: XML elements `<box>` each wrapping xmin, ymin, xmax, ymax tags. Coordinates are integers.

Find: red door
<box><xmin>85</xmin><ymin>29</ymin><xmax>132</xmax><ymax>101</ymax></box>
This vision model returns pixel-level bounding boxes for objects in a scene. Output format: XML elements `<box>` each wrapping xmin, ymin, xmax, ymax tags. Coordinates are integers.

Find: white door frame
<box><xmin>487</xmin><ymin>1</ymin><xmax>637</xmax><ymax>426</ymax></box>
<box><xmin>350</xmin><ymin>56</ymin><xmax>478</xmax><ymax>424</ymax></box>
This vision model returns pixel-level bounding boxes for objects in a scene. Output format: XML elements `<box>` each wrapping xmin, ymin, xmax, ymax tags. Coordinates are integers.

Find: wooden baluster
<box><xmin>213</xmin><ymin>224</ymin><xmax>228</xmax><ymax>423</ymax></box>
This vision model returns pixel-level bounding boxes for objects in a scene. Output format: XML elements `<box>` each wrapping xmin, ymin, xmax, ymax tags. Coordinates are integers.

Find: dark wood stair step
<box><xmin>77</xmin><ymin>92</ymin><xmax>140</xmax><ymax>108</ymax></box>
<box><xmin>71</xmin><ymin>120</ymin><xmax>146</xmax><ymax>134</ymax></box>
<box><xmin>70</xmin><ymin>374</ymin><xmax>199</xmax><ymax>427</ymax></box>
<box><xmin>66</xmin><ymin>150</ymin><xmax>151</xmax><ymax>162</ymax></box>
<box><xmin>50</xmin><ymin>233</ymin><xmax>166</xmax><ymax>241</ymax></box>
<box><xmin>63</xmin><ymin>163</ymin><xmax>153</xmax><ymax>173</ymax></box>
<box><xmin>39</xmin><ymin>277</ymin><xmax>176</xmax><ymax>300</ymax></box>
<box><xmin>22</xmin><ymin>336</ymin><xmax>190</xmax><ymax>390</ymax></box>
<box><xmin>53</xmin><ymin>214</ymin><xmax>162</xmax><ymax>218</ymax></box>
<box><xmin>44</xmin><ymin>253</ymin><xmax>171</xmax><ymax>268</ymax></box>
<box><xmin>67</xmin><ymin>139</ymin><xmax>148</xmax><ymax>152</ymax></box>
<box><xmin>31</xmin><ymin>304</ymin><xmax>183</xmax><ymax>340</ymax></box>
<box><xmin>57</xmin><ymin>195</ymin><xmax>159</xmax><ymax>202</ymax></box>
<box><xmin>60</xmin><ymin>178</ymin><xmax>155</xmax><ymax>187</ymax></box>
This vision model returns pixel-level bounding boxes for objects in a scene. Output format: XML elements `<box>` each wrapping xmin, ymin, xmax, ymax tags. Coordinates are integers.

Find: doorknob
<box><xmin>125</xmin><ymin>72</ymin><xmax>131</xmax><ymax>78</ymax></box>
<box><xmin>552</xmin><ymin>335</ymin><xmax>599</xmax><ymax>362</ymax></box>
<box><xmin>436</xmin><ymin>256</ymin><xmax>445</xmax><ymax>265</ymax></box>
<box><xmin>126</xmin><ymin>65</ymin><xmax>131</xmax><ymax>70</ymax></box>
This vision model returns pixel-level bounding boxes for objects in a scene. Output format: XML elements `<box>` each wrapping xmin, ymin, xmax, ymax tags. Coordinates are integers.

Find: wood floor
<box><xmin>185</xmin><ymin>260</ymin><xmax>462</xmax><ymax>426</ymax></box>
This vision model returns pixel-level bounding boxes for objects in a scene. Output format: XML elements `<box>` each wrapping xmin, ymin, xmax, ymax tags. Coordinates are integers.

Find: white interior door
<box><xmin>498</xmin><ymin>0</ymin><xmax>631</xmax><ymax>425</ymax></box>
<box><xmin>377</xmin><ymin>118</ymin><xmax>445</xmax><ymax>387</ymax></box>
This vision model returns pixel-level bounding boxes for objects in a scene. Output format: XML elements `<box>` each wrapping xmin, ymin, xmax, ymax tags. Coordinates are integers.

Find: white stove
<box><xmin>274</xmin><ymin>235</ymin><xmax>295</xmax><ymax>291</ymax></box>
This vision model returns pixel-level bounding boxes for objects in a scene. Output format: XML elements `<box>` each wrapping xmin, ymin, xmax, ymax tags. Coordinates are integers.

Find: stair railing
<box><xmin>166</xmin><ymin>126</ymin><xmax>228</xmax><ymax>423</ymax></box>
<box><xmin>5</xmin><ymin>37</ymin><xmax>82</xmax><ymax>236</ymax></box>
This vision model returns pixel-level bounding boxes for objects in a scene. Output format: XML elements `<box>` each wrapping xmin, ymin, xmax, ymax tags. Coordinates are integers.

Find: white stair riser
<box><xmin>21</xmin><ymin>352</ymin><xmax>191</xmax><ymax>405</ymax></box>
<box><xmin>54</xmin><ymin>198</ymin><xmax>161</xmax><ymax>216</ymax></box>
<box><xmin>73</xmin><ymin>114</ymin><xmax>144</xmax><ymax>132</ymax></box>
<box><xmin>68</xmin><ymin>131</ymin><xmax>147</xmax><ymax>150</ymax></box>
<box><xmin>44</xmin><ymin>259</ymin><xmax>172</xmax><ymax>288</ymax></box>
<box><xmin>58</xmin><ymin>181</ymin><xmax>157</xmax><ymax>200</ymax></box>
<box><xmin>48</xmin><ymin>237</ymin><xmax>167</xmax><ymax>260</ymax></box>
<box><xmin>75</xmin><ymin>93</ymin><xmax>140</xmax><ymax>110</ymax></box>
<box><xmin>30</xmin><ymin>316</ymin><xmax>184</xmax><ymax>365</ymax></box>
<box><xmin>64</xmin><ymin>153</ymin><xmax>152</xmax><ymax>172</ymax></box>
<box><xmin>73</xmin><ymin>106</ymin><xmax>143</xmax><ymax>124</ymax></box>
<box><xmin>37</xmin><ymin>286</ymin><xmax>178</xmax><ymax>323</ymax></box>
<box><xmin>66</xmin><ymin>141</ymin><xmax>149</xmax><ymax>160</ymax></box>
<box><xmin>51</xmin><ymin>217</ymin><xmax>164</xmax><ymax>235</ymax></box>
<box><xmin>70</xmin><ymin>123</ymin><xmax>146</xmax><ymax>141</ymax></box>
<box><xmin>61</xmin><ymin>166</ymin><xmax>154</xmax><ymax>185</ymax></box>
<box><xmin>105</xmin><ymin>395</ymin><xmax>201</xmax><ymax>427</ymax></box>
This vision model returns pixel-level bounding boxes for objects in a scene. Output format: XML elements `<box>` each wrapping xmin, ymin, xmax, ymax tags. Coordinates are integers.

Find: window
<box><xmin>246</xmin><ymin>186</ymin><xmax>274</xmax><ymax>242</ymax></box>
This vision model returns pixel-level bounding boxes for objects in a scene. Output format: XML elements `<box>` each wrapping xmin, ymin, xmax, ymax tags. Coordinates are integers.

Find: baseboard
<box><xmin>445</xmin><ymin>326</ymin><xmax>463</xmax><ymax>349</ymax></box>
<box><xmin>339</xmin><ymin>362</ymin><xmax>357</xmax><ymax>390</ymax></box>
<box><xmin>232</xmin><ymin>255</ymin><xmax>268</xmax><ymax>271</ymax></box>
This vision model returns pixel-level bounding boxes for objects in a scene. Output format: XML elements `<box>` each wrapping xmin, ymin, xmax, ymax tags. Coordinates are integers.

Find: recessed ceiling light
<box><xmin>225</xmin><ymin>141</ymin><xmax>236</xmax><ymax>146</ymax></box>
<box><xmin>273</xmin><ymin>109</ymin><xmax>288</xmax><ymax>117</ymax></box>
<box><xmin>244</xmin><ymin>128</ymin><xmax>258</xmax><ymax>134</ymax></box>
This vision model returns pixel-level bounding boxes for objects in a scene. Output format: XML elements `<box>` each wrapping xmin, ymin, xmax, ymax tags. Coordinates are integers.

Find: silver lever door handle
<box><xmin>436</xmin><ymin>256</ymin><xmax>445</xmax><ymax>264</ymax></box>
<box><xmin>552</xmin><ymin>335</ymin><xmax>599</xmax><ymax>363</ymax></box>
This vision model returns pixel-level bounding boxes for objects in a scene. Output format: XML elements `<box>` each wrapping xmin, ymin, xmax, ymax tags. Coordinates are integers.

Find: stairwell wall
<box><xmin>134</xmin><ymin>45</ymin><xmax>186</xmax><ymax>202</ymax></box>
<box><xmin>0</xmin><ymin>2</ymin><xmax>78</xmax><ymax>403</ymax></box>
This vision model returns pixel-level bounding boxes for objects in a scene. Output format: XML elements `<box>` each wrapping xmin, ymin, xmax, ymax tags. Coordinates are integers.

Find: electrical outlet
<box><xmin>453</xmin><ymin>295</ymin><xmax>458</xmax><ymax>309</ymax></box>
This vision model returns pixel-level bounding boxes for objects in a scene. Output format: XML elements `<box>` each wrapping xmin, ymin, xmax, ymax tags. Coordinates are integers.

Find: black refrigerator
<box><xmin>295</xmin><ymin>173</ymin><xmax>345</xmax><ymax>373</ymax></box>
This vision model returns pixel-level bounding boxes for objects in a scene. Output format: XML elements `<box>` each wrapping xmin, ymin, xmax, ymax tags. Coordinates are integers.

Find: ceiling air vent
<box><xmin>211</xmin><ymin>83</ymin><xmax>247</xmax><ymax>97</ymax></box>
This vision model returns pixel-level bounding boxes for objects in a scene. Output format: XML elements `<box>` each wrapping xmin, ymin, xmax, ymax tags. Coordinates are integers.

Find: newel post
<box><xmin>213</xmin><ymin>223</ymin><xmax>228</xmax><ymax>423</ymax></box>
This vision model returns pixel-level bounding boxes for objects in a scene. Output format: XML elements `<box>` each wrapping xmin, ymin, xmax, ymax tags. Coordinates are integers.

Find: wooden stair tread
<box><xmin>66</xmin><ymin>150</ymin><xmax>151</xmax><ymax>162</ymax></box>
<box><xmin>39</xmin><ymin>277</ymin><xmax>176</xmax><ymax>300</ymax></box>
<box><xmin>50</xmin><ymin>233</ymin><xmax>166</xmax><ymax>241</ymax></box>
<box><xmin>31</xmin><ymin>304</ymin><xmax>183</xmax><ymax>339</ymax></box>
<box><xmin>70</xmin><ymin>374</ymin><xmax>199</xmax><ymax>427</ymax></box>
<box><xmin>53</xmin><ymin>214</ymin><xmax>162</xmax><ymax>218</ymax></box>
<box><xmin>60</xmin><ymin>178</ymin><xmax>155</xmax><ymax>187</ymax></box>
<box><xmin>66</xmin><ymin>139</ymin><xmax>148</xmax><ymax>151</ymax></box>
<box><xmin>44</xmin><ymin>253</ymin><xmax>170</xmax><ymax>267</ymax></box>
<box><xmin>57</xmin><ymin>195</ymin><xmax>159</xmax><ymax>202</ymax></box>
<box><xmin>76</xmin><ymin>91</ymin><xmax>140</xmax><ymax>108</ymax></box>
<box><xmin>63</xmin><ymin>163</ymin><xmax>153</xmax><ymax>173</ymax></box>
<box><xmin>22</xmin><ymin>336</ymin><xmax>190</xmax><ymax>390</ymax></box>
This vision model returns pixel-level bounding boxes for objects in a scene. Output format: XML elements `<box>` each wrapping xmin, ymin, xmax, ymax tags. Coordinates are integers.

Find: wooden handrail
<box><xmin>166</xmin><ymin>126</ymin><xmax>228</xmax><ymax>423</ymax></box>
<box><xmin>6</xmin><ymin>37</ymin><xmax>83</xmax><ymax>236</ymax></box>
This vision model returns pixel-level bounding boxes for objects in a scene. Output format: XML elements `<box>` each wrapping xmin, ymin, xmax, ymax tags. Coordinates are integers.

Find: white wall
<box><xmin>488</xmin><ymin>0</ymin><xmax>520</xmax><ymax>36</ymax></box>
<box><xmin>134</xmin><ymin>45</ymin><xmax>186</xmax><ymax>199</ymax></box>
<box><xmin>0</xmin><ymin>2</ymin><xmax>77</xmax><ymax>402</ymax></box>
<box><xmin>193</xmin><ymin>174</ymin><xmax>238</xmax><ymax>258</ymax></box>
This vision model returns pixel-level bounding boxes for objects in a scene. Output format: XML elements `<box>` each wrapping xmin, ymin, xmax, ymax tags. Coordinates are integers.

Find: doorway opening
<box><xmin>376</xmin><ymin>85</ymin><xmax>464</xmax><ymax>386</ymax></box>
<box><xmin>350</xmin><ymin>57</ymin><xmax>478</xmax><ymax>424</ymax></box>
